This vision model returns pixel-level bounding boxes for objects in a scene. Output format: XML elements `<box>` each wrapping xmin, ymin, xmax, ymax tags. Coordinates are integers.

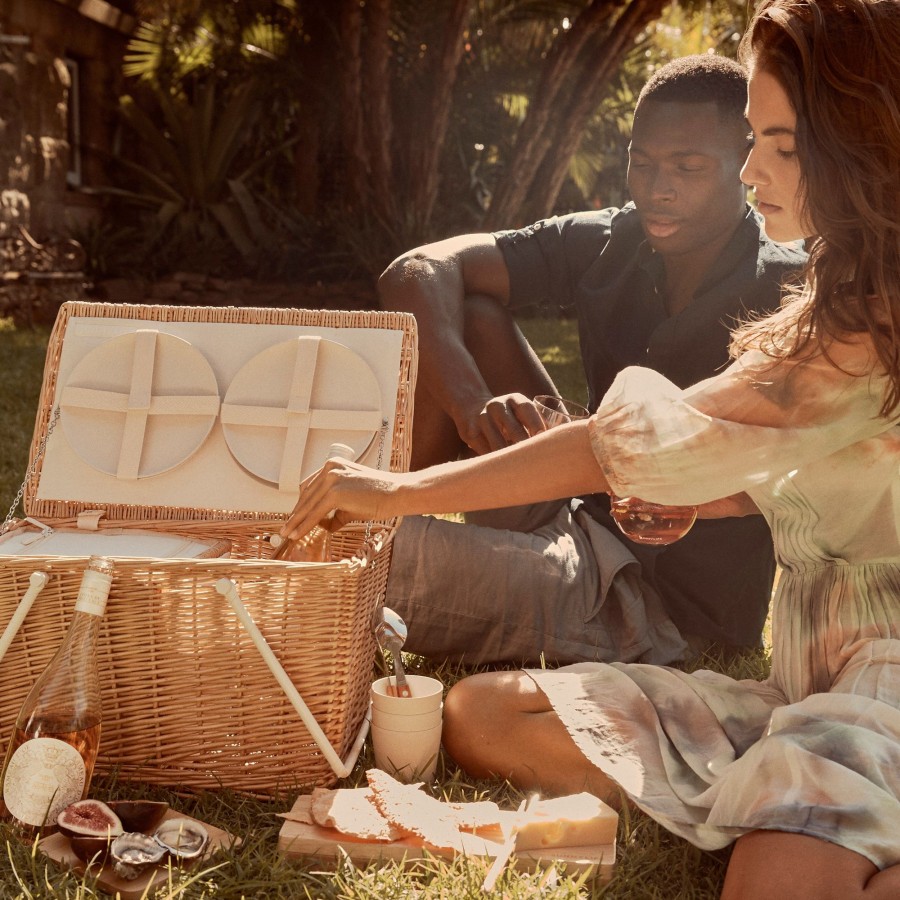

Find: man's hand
<box><xmin>454</xmin><ymin>393</ymin><xmax>548</xmax><ymax>455</ymax></box>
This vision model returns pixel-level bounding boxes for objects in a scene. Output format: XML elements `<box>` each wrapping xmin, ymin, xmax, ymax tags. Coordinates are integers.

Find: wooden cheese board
<box><xmin>39</xmin><ymin>809</ymin><xmax>239</xmax><ymax>900</ymax></box>
<box><xmin>277</xmin><ymin>794</ymin><xmax>616</xmax><ymax>880</ymax></box>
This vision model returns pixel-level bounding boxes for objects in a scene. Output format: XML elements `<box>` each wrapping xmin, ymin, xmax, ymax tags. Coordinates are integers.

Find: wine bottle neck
<box><xmin>74</xmin><ymin>568</ymin><xmax>112</xmax><ymax>617</ymax></box>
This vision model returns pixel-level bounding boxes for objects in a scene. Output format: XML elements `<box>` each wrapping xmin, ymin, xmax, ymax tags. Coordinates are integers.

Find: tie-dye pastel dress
<box><xmin>528</xmin><ymin>337</ymin><xmax>900</xmax><ymax>868</ymax></box>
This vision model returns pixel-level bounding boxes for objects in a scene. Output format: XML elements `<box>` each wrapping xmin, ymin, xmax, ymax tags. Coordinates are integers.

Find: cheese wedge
<box><xmin>513</xmin><ymin>792</ymin><xmax>618</xmax><ymax>851</ymax></box>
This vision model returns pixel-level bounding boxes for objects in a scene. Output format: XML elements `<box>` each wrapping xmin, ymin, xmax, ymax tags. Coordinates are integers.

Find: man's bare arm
<box><xmin>378</xmin><ymin>235</ymin><xmax>523</xmax><ymax>454</ymax></box>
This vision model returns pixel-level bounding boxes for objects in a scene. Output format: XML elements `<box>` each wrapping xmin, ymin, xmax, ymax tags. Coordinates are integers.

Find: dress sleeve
<box><xmin>589</xmin><ymin>339</ymin><xmax>896</xmax><ymax>506</ymax></box>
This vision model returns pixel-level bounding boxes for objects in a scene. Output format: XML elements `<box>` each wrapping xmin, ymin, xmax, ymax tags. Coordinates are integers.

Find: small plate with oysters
<box><xmin>39</xmin><ymin>798</ymin><xmax>239</xmax><ymax>899</ymax></box>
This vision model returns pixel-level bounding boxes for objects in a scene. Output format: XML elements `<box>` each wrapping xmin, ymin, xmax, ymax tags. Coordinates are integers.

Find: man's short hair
<box><xmin>636</xmin><ymin>54</ymin><xmax>747</xmax><ymax>123</ymax></box>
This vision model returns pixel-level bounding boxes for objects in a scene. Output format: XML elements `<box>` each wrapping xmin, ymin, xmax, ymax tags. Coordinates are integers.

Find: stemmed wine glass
<box><xmin>533</xmin><ymin>394</ymin><xmax>697</xmax><ymax>545</ymax></box>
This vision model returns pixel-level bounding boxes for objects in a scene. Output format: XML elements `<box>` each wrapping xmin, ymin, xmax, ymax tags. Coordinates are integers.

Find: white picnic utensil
<box><xmin>374</xmin><ymin>607</ymin><xmax>411</xmax><ymax>698</ymax></box>
<box><xmin>481</xmin><ymin>794</ymin><xmax>538</xmax><ymax>892</ymax></box>
<box><xmin>0</xmin><ymin>571</ymin><xmax>49</xmax><ymax>667</ymax></box>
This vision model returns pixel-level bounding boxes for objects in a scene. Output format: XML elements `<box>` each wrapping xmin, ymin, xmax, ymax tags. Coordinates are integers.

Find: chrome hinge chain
<box><xmin>2</xmin><ymin>405</ymin><xmax>60</xmax><ymax>535</ymax></box>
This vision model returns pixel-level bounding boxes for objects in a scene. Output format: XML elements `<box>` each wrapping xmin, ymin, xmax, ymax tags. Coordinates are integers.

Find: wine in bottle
<box><xmin>0</xmin><ymin>556</ymin><xmax>113</xmax><ymax>837</ymax></box>
<box><xmin>271</xmin><ymin>442</ymin><xmax>355</xmax><ymax>562</ymax></box>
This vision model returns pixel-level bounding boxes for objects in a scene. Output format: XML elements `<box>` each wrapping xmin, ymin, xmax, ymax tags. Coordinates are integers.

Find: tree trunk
<box><xmin>483</xmin><ymin>0</ymin><xmax>625</xmax><ymax>229</ymax></box>
<box><xmin>406</xmin><ymin>0</ymin><xmax>473</xmax><ymax>232</ymax></box>
<box><xmin>338</xmin><ymin>0</ymin><xmax>368</xmax><ymax>213</ymax></box>
<box><xmin>524</xmin><ymin>0</ymin><xmax>671</xmax><ymax>220</ymax></box>
<box><xmin>484</xmin><ymin>0</ymin><xmax>666</xmax><ymax>229</ymax></box>
<box><xmin>361</xmin><ymin>0</ymin><xmax>395</xmax><ymax>226</ymax></box>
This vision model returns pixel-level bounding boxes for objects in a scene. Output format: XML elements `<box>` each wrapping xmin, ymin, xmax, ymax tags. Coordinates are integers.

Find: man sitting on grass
<box><xmin>376</xmin><ymin>55</ymin><xmax>805</xmax><ymax>666</ymax></box>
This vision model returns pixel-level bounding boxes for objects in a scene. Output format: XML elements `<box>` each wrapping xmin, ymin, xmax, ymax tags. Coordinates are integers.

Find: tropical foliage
<box><xmin>102</xmin><ymin>1</ymin><xmax>750</xmax><ymax>280</ymax></box>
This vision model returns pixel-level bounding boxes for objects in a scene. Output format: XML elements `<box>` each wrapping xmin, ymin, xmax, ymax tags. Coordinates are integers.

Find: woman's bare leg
<box><xmin>442</xmin><ymin>670</ymin><xmax>620</xmax><ymax>804</ymax></box>
<box><xmin>722</xmin><ymin>830</ymin><xmax>900</xmax><ymax>900</ymax></box>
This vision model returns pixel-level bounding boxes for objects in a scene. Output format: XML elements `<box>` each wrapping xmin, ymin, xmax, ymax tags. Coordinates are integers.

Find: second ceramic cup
<box><xmin>370</xmin><ymin>720</ymin><xmax>442</xmax><ymax>782</ymax></box>
<box><xmin>371</xmin><ymin>704</ymin><xmax>443</xmax><ymax>731</ymax></box>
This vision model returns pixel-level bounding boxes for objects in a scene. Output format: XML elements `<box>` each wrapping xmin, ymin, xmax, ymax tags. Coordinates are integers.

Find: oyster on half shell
<box><xmin>109</xmin><ymin>831</ymin><xmax>166</xmax><ymax>880</ymax></box>
<box><xmin>154</xmin><ymin>818</ymin><xmax>210</xmax><ymax>860</ymax></box>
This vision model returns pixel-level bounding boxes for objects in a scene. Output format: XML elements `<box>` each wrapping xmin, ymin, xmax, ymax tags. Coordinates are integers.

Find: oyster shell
<box><xmin>109</xmin><ymin>831</ymin><xmax>166</xmax><ymax>880</ymax></box>
<box><xmin>154</xmin><ymin>818</ymin><xmax>209</xmax><ymax>860</ymax></box>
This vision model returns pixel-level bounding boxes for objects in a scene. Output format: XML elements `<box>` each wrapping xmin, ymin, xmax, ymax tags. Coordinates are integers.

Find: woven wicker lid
<box><xmin>28</xmin><ymin>303</ymin><xmax>415</xmax><ymax>522</ymax></box>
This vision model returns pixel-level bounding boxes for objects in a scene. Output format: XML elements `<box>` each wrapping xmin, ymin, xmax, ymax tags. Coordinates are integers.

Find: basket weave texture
<box><xmin>0</xmin><ymin>301</ymin><xmax>417</xmax><ymax>795</ymax></box>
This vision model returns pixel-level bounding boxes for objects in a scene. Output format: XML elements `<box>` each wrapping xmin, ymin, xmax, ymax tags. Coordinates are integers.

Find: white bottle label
<box><xmin>74</xmin><ymin>570</ymin><xmax>111</xmax><ymax>616</ymax></box>
<box><xmin>2</xmin><ymin>738</ymin><xmax>86</xmax><ymax>827</ymax></box>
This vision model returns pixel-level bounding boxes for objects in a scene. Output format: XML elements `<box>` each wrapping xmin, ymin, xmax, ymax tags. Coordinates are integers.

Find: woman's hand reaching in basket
<box><xmin>279</xmin><ymin>456</ymin><xmax>409</xmax><ymax>545</ymax></box>
<box><xmin>279</xmin><ymin>418</ymin><xmax>606</xmax><ymax>547</ymax></box>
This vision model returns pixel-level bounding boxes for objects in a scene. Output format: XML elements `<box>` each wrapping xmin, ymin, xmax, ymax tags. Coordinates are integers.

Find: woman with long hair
<box><xmin>281</xmin><ymin>1</ymin><xmax>900</xmax><ymax>894</ymax></box>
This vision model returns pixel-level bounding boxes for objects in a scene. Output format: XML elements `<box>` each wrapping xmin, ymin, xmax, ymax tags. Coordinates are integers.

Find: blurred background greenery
<box><xmin>60</xmin><ymin>0</ymin><xmax>753</xmax><ymax>288</ymax></box>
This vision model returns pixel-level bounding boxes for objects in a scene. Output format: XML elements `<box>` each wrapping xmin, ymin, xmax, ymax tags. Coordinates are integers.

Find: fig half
<box><xmin>69</xmin><ymin>835</ymin><xmax>113</xmax><ymax>867</ymax></box>
<box><xmin>57</xmin><ymin>799</ymin><xmax>124</xmax><ymax>840</ymax></box>
<box><xmin>106</xmin><ymin>800</ymin><xmax>169</xmax><ymax>833</ymax></box>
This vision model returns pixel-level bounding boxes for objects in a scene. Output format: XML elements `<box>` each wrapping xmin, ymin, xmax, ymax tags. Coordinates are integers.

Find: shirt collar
<box><xmin>627</xmin><ymin>204</ymin><xmax>760</xmax><ymax>299</ymax></box>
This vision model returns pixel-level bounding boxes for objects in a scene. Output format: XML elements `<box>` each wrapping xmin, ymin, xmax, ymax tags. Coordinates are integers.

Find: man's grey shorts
<box><xmin>385</xmin><ymin>500</ymin><xmax>687</xmax><ymax>666</ymax></box>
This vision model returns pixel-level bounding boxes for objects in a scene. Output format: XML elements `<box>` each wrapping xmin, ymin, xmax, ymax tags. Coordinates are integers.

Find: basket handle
<box><xmin>215</xmin><ymin>577</ymin><xmax>369</xmax><ymax>779</ymax></box>
<box><xmin>0</xmin><ymin>571</ymin><xmax>50</xmax><ymax>668</ymax></box>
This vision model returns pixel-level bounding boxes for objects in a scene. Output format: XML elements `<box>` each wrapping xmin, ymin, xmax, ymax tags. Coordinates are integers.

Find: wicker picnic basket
<box><xmin>0</xmin><ymin>300</ymin><xmax>417</xmax><ymax>795</ymax></box>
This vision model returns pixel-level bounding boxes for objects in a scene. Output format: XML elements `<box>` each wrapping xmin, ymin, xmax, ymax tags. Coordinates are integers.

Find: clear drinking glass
<box><xmin>609</xmin><ymin>495</ymin><xmax>697</xmax><ymax>545</ymax></box>
<box><xmin>533</xmin><ymin>394</ymin><xmax>590</xmax><ymax>428</ymax></box>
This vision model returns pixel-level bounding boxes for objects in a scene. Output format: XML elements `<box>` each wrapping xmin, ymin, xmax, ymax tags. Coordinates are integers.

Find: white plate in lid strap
<box><xmin>220</xmin><ymin>336</ymin><xmax>383</xmax><ymax>491</ymax></box>
<box><xmin>59</xmin><ymin>329</ymin><xmax>221</xmax><ymax>479</ymax></box>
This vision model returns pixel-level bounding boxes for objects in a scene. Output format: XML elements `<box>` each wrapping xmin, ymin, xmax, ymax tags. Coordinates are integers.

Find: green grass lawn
<box><xmin>0</xmin><ymin>315</ymin><xmax>768</xmax><ymax>898</ymax></box>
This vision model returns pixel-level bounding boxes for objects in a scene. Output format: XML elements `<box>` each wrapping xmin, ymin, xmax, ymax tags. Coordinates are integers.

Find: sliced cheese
<box><xmin>448</xmin><ymin>799</ymin><xmax>502</xmax><ymax>832</ymax></box>
<box><xmin>513</xmin><ymin>792</ymin><xmax>617</xmax><ymax>851</ymax></box>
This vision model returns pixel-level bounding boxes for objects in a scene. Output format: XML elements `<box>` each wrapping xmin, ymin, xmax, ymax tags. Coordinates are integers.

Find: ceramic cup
<box><xmin>533</xmin><ymin>394</ymin><xmax>590</xmax><ymax>429</ymax></box>
<box><xmin>371</xmin><ymin>675</ymin><xmax>444</xmax><ymax>715</ymax></box>
<box><xmin>370</xmin><ymin>720</ymin><xmax>442</xmax><ymax>783</ymax></box>
<box><xmin>370</xmin><ymin>675</ymin><xmax>444</xmax><ymax>782</ymax></box>
<box><xmin>371</xmin><ymin>703</ymin><xmax>443</xmax><ymax>731</ymax></box>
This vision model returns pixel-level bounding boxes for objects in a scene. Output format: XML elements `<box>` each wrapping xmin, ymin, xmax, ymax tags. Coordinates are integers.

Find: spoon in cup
<box><xmin>374</xmin><ymin>607</ymin><xmax>412</xmax><ymax>698</ymax></box>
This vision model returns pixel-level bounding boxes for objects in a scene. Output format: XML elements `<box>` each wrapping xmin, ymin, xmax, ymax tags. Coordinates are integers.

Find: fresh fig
<box><xmin>106</xmin><ymin>800</ymin><xmax>169</xmax><ymax>833</ymax></box>
<box><xmin>57</xmin><ymin>799</ymin><xmax>124</xmax><ymax>840</ymax></box>
<box><xmin>70</xmin><ymin>835</ymin><xmax>113</xmax><ymax>867</ymax></box>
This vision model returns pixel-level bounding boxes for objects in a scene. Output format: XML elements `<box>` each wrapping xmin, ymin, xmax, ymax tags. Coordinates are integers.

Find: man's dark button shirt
<box><xmin>494</xmin><ymin>203</ymin><xmax>807</xmax><ymax>648</ymax></box>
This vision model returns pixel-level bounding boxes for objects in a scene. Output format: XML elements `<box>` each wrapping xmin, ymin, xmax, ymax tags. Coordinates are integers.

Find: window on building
<box><xmin>64</xmin><ymin>56</ymin><xmax>82</xmax><ymax>187</ymax></box>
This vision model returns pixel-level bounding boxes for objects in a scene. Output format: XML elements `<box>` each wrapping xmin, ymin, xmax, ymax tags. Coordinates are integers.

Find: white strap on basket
<box><xmin>215</xmin><ymin>577</ymin><xmax>369</xmax><ymax>779</ymax></box>
<box><xmin>0</xmin><ymin>571</ymin><xmax>50</xmax><ymax>667</ymax></box>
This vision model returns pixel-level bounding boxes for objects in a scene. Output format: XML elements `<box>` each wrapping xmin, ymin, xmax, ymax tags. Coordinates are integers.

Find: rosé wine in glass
<box><xmin>609</xmin><ymin>495</ymin><xmax>697</xmax><ymax>545</ymax></box>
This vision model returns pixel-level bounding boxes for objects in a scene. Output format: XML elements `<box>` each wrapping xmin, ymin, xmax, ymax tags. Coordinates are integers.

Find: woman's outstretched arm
<box><xmin>279</xmin><ymin>417</ymin><xmax>606</xmax><ymax>544</ymax></box>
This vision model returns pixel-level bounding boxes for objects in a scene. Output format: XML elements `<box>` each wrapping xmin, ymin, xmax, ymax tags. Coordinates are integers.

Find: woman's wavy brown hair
<box><xmin>733</xmin><ymin>0</ymin><xmax>900</xmax><ymax>416</ymax></box>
